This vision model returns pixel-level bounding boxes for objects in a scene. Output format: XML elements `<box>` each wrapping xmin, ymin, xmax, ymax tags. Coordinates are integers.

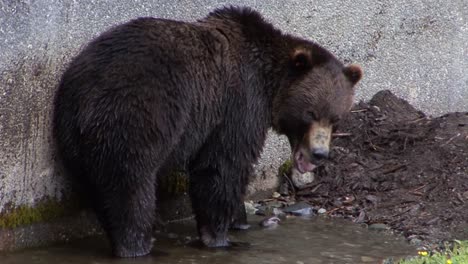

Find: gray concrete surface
<box><xmin>0</xmin><ymin>0</ymin><xmax>466</xmax><ymax>234</ymax></box>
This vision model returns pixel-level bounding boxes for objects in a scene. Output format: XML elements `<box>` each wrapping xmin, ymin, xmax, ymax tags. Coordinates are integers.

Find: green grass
<box><xmin>398</xmin><ymin>240</ymin><xmax>468</xmax><ymax>264</ymax></box>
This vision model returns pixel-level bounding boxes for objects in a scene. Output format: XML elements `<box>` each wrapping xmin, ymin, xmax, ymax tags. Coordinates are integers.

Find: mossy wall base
<box><xmin>0</xmin><ymin>209</ymin><xmax>101</xmax><ymax>252</ymax></box>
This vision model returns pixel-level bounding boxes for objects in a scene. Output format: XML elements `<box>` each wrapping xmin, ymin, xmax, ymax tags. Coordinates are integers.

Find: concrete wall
<box><xmin>0</xmin><ymin>0</ymin><xmax>466</xmax><ymax>235</ymax></box>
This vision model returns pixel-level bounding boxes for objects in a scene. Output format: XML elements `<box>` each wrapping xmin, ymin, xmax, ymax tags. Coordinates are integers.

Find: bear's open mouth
<box><xmin>293</xmin><ymin>149</ymin><xmax>317</xmax><ymax>174</ymax></box>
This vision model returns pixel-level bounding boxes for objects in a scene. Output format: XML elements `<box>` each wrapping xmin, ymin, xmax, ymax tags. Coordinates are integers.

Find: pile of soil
<box><xmin>294</xmin><ymin>90</ymin><xmax>468</xmax><ymax>249</ymax></box>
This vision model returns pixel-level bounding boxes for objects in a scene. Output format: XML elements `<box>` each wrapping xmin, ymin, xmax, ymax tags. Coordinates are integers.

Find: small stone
<box><xmin>463</xmin><ymin>191</ymin><xmax>468</xmax><ymax>200</ymax></box>
<box><xmin>292</xmin><ymin>207</ymin><xmax>314</xmax><ymax>216</ymax></box>
<box><xmin>354</xmin><ymin>210</ymin><xmax>366</xmax><ymax>223</ymax></box>
<box><xmin>333</xmin><ymin>199</ymin><xmax>343</xmax><ymax>207</ymax></box>
<box><xmin>318</xmin><ymin>208</ymin><xmax>327</xmax><ymax>214</ymax></box>
<box><xmin>255</xmin><ymin>205</ymin><xmax>272</xmax><ymax>216</ymax></box>
<box><xmin>272</xmin><ymin>192</ymin><xmax>281</xmax><ymax>198</ymax></box>
<box><xmin>244</xmin><ymin>201</ymin><xmax>258</xmax><ymax>215</ymax></box>
<box><xmin>259</xmin><ymin>216</ymin><xmax>281</xmax><ymax>228</ymax></box>
<box><xmin>272</xmin><ymin>207</ymin><xmax>285</xmax><ymax>216</ymax></box>
<box><xmin>283</xmin><ymin>201</ymin><xmax>314</xmax><ymax>216</ymax></box>
<box><xmin>342</xmin><ymin>195</ymin><xmax>355</xmax><ymax>205</ymax></box>
<box><xmin>291</xmin><ymin>168</ymin><xmax>315</xmax><ymax>189</ymax></box>
<box><xmin>409</xmin><ymin>237</ymin><xmax>423</xmax><ymax>246</ymax></box>
<box><xmin>368</xmin><ymin>223</ymin><xmax>389</xmax><ymax>231</ymax></box>
<box><xmin>365</xmin><ymin>194</ymin><xmax>379</xmax><ymax>204</ymax></box>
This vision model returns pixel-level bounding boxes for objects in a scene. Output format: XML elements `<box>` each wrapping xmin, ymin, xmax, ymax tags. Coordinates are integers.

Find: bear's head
<box><xmin>273</xmin><ymin>46</ymin><xmax>362</xmax><ymax>174</ymax></box>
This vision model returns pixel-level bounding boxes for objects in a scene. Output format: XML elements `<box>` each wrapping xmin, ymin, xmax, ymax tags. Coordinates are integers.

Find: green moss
<box><xmin>278</xmin><ymin>159</ymin><xmax>293</xmax><ymax>176</ymax></box>
<box><xmin>0</xmin><ymin>199</ymin><xmax>80</xmax><ymax>229</ymax></box>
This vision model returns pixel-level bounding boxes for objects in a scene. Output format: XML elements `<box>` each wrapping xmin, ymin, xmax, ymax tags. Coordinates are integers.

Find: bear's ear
<box><xmin>343</xmin><ymin>64</ymin><xmax>363</xmax><ymax>85</ymax></box>
<box><xmin>290</xmin><ymin>48</ymin><xmax>313</xmax><ymax>72</ymax></box>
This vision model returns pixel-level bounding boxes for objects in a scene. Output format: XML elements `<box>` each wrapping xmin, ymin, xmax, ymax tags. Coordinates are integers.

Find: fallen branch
<box><xmin>407</xmin><ymin>117</ymin><xmax>428</xmax><ymax>124</ymax></box>
<box><xmin>442</xmin><ymin>133</ymin><xmax>461</xmax><ymax>146</ymax></box>
<box><xmin>332</xmin><ymin>132</ymin><xmax>353</xmax><ymax>137</ymax></box>
<box><xmin>382</xmin><ymin>163</ymin><xmax>407</xmax><ymax>174</ymax></box>
<box><xmin>351</xmin><ymin>109</ymin><xmax>368</xmax><ymax>113</ymax></box>
<box><xmin>283</xmin><ymin>173</ymin><xmax>296</xmax><ymax>196</ymax></box>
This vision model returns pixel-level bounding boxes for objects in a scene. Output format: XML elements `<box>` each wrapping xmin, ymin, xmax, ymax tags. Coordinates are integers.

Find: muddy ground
<box><xmin>283</xmin><ymin>90</ymin><xmax>467</xmax><ymax>250</ymax></box>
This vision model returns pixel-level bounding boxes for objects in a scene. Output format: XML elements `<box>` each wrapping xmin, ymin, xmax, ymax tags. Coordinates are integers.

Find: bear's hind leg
<box><xmin>189</xmin><ymin>164</ymin><xmax>249</xmax><ymax>247</ymax></box>
<box><xmin>91</xmin><ymin>170</ymin><xmax>157</xmax><ymax>258</ymax></box>
<box><xmin>189</xmin><ymin>167</ymin><xmax>233</xmax><ymax>247</ymax></box>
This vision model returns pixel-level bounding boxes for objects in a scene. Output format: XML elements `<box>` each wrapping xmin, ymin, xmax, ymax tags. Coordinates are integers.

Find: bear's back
<box><xmin>53</xmin><ymin>17</ymin><xmax>234</xmax><ymax>170</ymax></box>
<box><xmin>60</xmin><ymin>17</ymin><xmax>229</xmax><ymax>96</ymax></box>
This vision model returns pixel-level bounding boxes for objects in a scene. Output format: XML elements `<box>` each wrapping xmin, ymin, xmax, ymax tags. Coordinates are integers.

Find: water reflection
<box><xmin>1</xmin><ymin>216</ymin><xmax>415</xmax><ymax>264</ymax></box>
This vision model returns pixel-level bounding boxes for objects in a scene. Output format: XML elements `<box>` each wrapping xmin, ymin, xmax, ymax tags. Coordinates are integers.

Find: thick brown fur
<box><xmin>53</xmin><ymin>6</ymin><xmax>362</xmax><ymax>258</ymax></box>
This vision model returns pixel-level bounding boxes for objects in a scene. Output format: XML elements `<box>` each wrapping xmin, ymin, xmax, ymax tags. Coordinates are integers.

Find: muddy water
<box><xmin>1</xmin><ymin>216</ymin><xmax>415</xmax><ymax>264</ymax></box>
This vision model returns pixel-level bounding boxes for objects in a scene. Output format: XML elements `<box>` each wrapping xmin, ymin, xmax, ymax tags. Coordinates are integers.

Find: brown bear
<box><xmin>53</xmin><ymin>6</ymin><xmax>362</xmax><ymax>258</ymax></box>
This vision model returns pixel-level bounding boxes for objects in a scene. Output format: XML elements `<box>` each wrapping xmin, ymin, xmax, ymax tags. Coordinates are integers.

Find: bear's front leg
<box><xmin>189</xmin><ymin>166</ymin><xmax>244</xmax><ymax>247</ymax></box>
<box><xmin>230</xmin><ymin>199</ymin><xmax>251</xmax><ymax>230</ymax></box>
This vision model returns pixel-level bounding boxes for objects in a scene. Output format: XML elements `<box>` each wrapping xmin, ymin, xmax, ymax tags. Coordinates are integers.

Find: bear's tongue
<box><xmin>294</xmin><ymin>150</ymin><xmax>316</xmax><ymax>174</ymax></box>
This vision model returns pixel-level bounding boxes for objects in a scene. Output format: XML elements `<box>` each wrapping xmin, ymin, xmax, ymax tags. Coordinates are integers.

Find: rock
<box><xmin>463</xmin><ymin>191</ymin><xmax>468</xmax><ymax>200</ymax></box>
<box><xmin>244</xmin><ymin>201</ymin><xmax>258</xmax><ymax>215</ymax></box>
<box><xmin>272</xmin><ymin>208</ymin><xmax>285</xmax><ymax>217</ymax></box>
<box><xmin>272</xmin><ymin>192</ymin><xmax>281</xmax><ymax>198</ymax></box>
<box><xmin>410</xmin><ymin>238</ymin><xmax>423</xmax><ymax>246</ymax></box>
<box><xmin>365</xmin><ymin>194</ymin><xmax>379</xmax><ymax>204</ymax></box>
<box><xmin>368</xmin><ymin>223</ymin><xmax>389</xmax><ymax>231</ymax></box>
<box><xmin>255</xmin><ymin>209</ymin><xmax>266</xmax><ymax>216</ymax></box>
<box><xmin>354</xmin><ymin>210</ymin><xmax>366</xmax><ymax>223</ymax></box>
<box><xmin>407</xmin><ymin>235</ymin><xmax>425</xmax><ymax>247</ymax></box>
<box><xmin>283</xmin><ymin>201</ymin><xmax>314</xmax><ymax>216</ymax></box>
<box><xmin>291</xmin><ymin>207</ymin><xmax>314</xmax><ymax>216</ymax></box>
<box><xmin>291</xmin><ymin>168</ymin><xmax>315</xmax><ymax>189</ymax></box>
<box><xmin>255</xmin><ymin>206</ymin><xmax>271</xmax><ymax>216</ymax></box>
<box><xmin>256</xmin><ymin>200</ymin><xmax>287</xmax><ymax>216</ymax></box>
<box><xmin>332</xmin><ymin>199</ymin><xmax>343</xmax><ymax>207</ymax></box>
<box><xmin>317</xmin><ymin>208</ymin><xmax>327</xmax><ymax>214</ymax></box>
<box><xmin>342</xmin><ymin>195</ymin><xmax>355</xmax><ymax>205</ymax></box>
<box><xmin>259</xmin><ymin>216</ymin><xmax>281</xmax><ymax>228</ymax></box>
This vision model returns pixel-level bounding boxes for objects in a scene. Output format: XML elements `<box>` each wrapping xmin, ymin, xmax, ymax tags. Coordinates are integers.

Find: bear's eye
<box><xmin>306</xmin><ymin>111</ymin><xmax>317</xmax><ymax>120</ymax></box>
<box><xmin>330</xmin><ymin>116</ymin><xmax>341</xmax><ymax>124</ymax></box>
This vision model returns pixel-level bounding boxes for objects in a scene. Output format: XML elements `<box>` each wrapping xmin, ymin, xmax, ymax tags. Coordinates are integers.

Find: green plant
<box><xmin>398</xmin><ymin>240</ymin><xmax>468</xmax><ymax>264</ymax></box>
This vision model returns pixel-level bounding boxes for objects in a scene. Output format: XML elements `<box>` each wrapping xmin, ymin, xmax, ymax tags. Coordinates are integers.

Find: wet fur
<box><xmin>53</xmin><ymin>6</ymin><xmax>360</xmax><ymax>257</ymax></box>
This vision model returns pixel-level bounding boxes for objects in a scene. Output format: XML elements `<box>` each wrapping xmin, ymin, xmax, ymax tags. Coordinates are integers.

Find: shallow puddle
<box><xmin>1</xmin><ymin>216</ymin><xmax>416</xmax><ymax>264</ymax></box>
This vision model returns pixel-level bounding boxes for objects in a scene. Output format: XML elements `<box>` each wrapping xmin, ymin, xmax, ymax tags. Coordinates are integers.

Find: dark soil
<box><xmin>293</xmin><ymin>90</ymin><xmax>468</xmax><ymax>250</ymax></box>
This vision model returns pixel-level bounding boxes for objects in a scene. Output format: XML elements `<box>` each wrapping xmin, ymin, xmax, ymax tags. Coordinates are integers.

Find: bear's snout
<box><xmin>311</xmin><ymin>146</ymin><xmax>329</xmax><ymax>160</ymax></box>
<box><xmin>307</xmin><ymin>121</ymin><xmax>332</xmax><ymax>160</ymax></box>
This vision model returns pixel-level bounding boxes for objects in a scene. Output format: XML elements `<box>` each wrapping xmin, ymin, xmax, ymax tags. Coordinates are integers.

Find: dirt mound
<box><xmin>296</xmin><ymin>90</ymin><xmax>468</xmax><ymax>249</ymax></box>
